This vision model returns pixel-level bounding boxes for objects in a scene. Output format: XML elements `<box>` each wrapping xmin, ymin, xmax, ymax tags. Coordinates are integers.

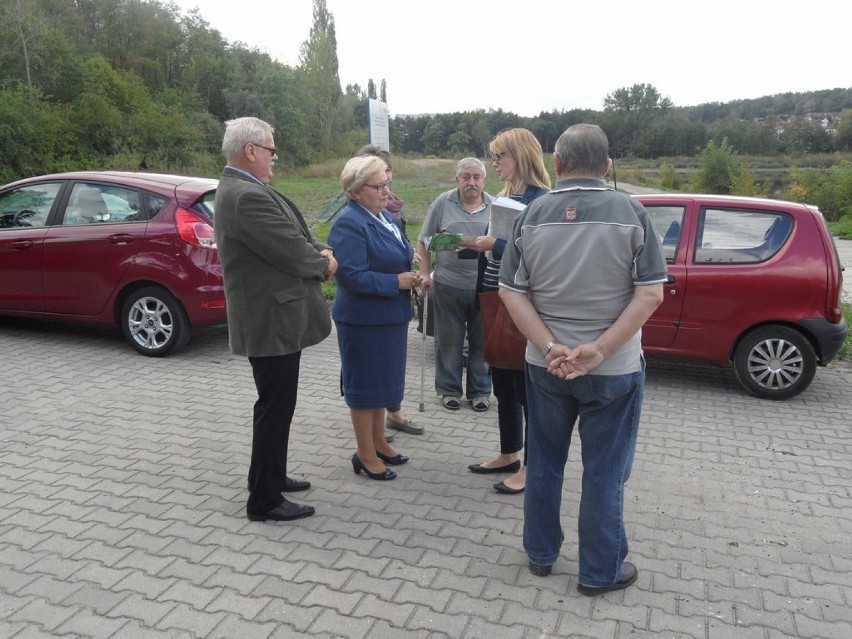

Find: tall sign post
<box><xmin>368</xmin><ymin>98</ymin><xmax>390</xmax><ymax>151</ymax></box>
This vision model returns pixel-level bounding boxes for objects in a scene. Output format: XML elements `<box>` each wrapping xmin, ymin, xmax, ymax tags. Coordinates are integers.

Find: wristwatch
<box><xmin>543</xmin><ymin>340</ymin><xmax>556</xmax><ymax>357</ymax></box>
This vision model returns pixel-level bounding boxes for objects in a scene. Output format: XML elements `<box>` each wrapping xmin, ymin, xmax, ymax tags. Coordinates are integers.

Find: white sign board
<box><xmin>368</xmin><ymin>99</ymin><xmax>390</xmax><ymax>151</ymax></box>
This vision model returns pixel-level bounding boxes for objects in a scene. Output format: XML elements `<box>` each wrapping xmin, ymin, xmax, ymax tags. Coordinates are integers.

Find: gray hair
<box><xmin>554</xmin><ymin>124</ymin><xmax>609</xmax><ymax>176</ymax></box>
<box><xmin>222</xmin><ymin>117</ymin><xmax>274</xmax><ymax>161</ymax></box>
<box><xmin>356</xmin><ymin>144</ymin><xmax>393</xmax><ymax>171</ymax></box>
<box><xmin>340</xmin><ymin>155</ymin><xmax>389</xmax><ymax>198</ymax></box>
<box><xmin>456</xmin><ymin>157</ymin><xmax>486</xmax><ymax>179</ymax></box>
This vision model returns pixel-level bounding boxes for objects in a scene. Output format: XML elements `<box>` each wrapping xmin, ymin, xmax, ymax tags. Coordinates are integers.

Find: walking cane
<box><xmin>418</xmin><ymin>287</ymin><xmax>428</xmax><ymax>412</ymax></box>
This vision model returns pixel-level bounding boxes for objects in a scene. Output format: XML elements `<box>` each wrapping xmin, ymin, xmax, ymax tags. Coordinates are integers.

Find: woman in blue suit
<box><xmin>329</xmin><ymin>155</ymin><xmax>422</xmax><ymax>481</ymax></box>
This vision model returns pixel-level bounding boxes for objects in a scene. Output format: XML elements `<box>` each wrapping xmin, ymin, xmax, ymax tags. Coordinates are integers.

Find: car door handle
<box><xmin>8</xmin><ymin>239</ymin><xmax>35</xmax><ymax>249</ymax></box>
<box><xmin>108</xmin><ymin>234</ymin><xmax>136</xmax><ymax>245</ymax></box>
<box><xmin>666</xmin><ymin>275</ymin><xmax>676</xmax><ymax>284</ymax></box>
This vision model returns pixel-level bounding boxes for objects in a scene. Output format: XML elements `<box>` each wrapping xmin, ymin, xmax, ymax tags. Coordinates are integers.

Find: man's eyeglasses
<box><xmin>249</xmin><ymin>142</ymin><xmax>278</xmax><ymax>156</ymax></box>
<box><xmin>364</xmin><ymin>181</ymin><xmax>392</xmax><ymax>193</ymax></box>
<box><xmin>491</xmin><ymin>151</ymin><xmax>508</xmax><ymax>162</ymax></box>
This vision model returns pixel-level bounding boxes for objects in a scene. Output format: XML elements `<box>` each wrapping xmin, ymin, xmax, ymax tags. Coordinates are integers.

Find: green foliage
<box><xmin>298</xmin><ymin>0</ymin><xmax>342</xmax><ymax>155</ymax></box>
<box><xmin>321</xmin><ymin>280</ymin><xmax>336</xmax><ymax>300</ymax></box>
<box><xmin>447</xmin><ymin>130</ymin><xmax>473</xmax><ymax>156</ymax></box>
<box><xmin>659</xmin><ymin>162</ymin><xmax>677</xmax><ymax>190</ymax></box>
<box><xmin>689</xmin><ymin>138</ymin><xmax>740</xmax><ymax>194</ymax></box>
<box><xmin>828</xmin><ymin>214</ymin><xmax>852</xmax><ymax>239</ymax></box>
<box><xmin>729</xmin><ymin>161</ymin><xmax>769</xmax><ymax>197</ymax></box>
<box><xmin>787</xmin><ymin>161</ymin><xmax>852</xmax><ymax>221</ymax></box>
<box><xmin>603</xmin><ymin>83</ymin><xmax>673</xmax><ymax>112</ymax></box>
<box><xmin>839</xmin><ymin>301</ymin><xmax>852</xmax><ymax>361</ymax></box>
<box><xmin>835</xmin><ymin>109</ymin><xmax>852</xmax><ymax>152</ymax></box>
<box><xmin>0</xmin><ymin>84</ymin><xmax>80</xmax><ymax>182</ymax></box>
<box><xmin>613</xmin><ymin>167</ymin><xmax>651</xmax><ymax>186</ymax></box>
<box><xmin>780</xmin><ymin>116</ymin><xmax>834</xmax><ymax>155</ymax></box>
<box><xmin>1</xmin><ymin>0</ymin><xmax>851</xmax><ymax>186</ymax></box>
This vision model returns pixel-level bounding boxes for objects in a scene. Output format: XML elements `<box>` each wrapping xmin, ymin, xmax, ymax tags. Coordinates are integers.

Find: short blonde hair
<box><xmin>340</xmin><ymin>155</ymin><xmax>388</xmax><ymax>198</ymax></box>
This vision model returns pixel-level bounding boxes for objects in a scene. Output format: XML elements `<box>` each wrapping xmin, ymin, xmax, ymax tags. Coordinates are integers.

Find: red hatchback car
<box><xmin>0</xmin><ymin>171</ymin><xmax>225</xmax><ymax>356</ymax></box>
<box><xmin>637</xmin><ymin>193</ymin><xmax>847</xmax><ymax>400</ymax></box>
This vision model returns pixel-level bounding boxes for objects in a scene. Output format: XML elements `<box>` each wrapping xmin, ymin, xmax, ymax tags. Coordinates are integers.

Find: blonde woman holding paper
<box><xmin>461</xmin><ymin>128</ymin><xmax>551</xmax><ymax>494</ymax></box>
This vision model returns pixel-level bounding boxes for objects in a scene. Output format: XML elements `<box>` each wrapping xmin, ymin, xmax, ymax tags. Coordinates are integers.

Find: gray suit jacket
<box><xmin>214</xmin><ymin>167</ymin><xmax>331</xmax><ymax>357</ymax></box>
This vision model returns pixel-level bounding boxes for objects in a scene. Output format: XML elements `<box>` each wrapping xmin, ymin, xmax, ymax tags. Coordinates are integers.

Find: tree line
<box><xmin>2</xmin><ymin>0</ymin><xmax>852</xmax><ymax>187</ymax></box>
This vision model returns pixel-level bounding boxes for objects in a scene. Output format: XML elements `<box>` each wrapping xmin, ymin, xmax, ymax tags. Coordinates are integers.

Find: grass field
<box><xmin>276</xmin><ymin>157</ymin><xmax>513</xmax><ymax>225</ymax></box>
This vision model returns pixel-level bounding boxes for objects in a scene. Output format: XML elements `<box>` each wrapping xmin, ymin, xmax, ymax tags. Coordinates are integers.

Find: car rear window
<box><xmin>695</xmin><ymin>209</ymin><xmax>792</xmax><ymax>264</ymax></box>
<box><xmin>192</xmin><ymin>191</ymin><xmax>216</xmax><ymax>221</ymax></box>
<box><xmin>145</xmin><ymin>192</ymin><xmax>169</xmax><ymax>219</ymax></box>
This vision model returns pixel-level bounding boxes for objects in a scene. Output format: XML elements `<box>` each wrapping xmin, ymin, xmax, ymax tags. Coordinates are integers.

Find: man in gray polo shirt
<box><xmin>417</xmin><ymin>158</ymin><xmax>493</xmax><ymax>412</ymax></box>
<box><xmin>499</xmin><ymin>124</ymin><xmax>666</xmax><ymax>595</ymax></box>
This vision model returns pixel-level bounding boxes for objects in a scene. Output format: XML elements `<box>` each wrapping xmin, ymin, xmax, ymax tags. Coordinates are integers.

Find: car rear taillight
<box><xmin>176</xmin><ymin>208</ymin><xmax>216</xmax><ymax>248</ymax></box>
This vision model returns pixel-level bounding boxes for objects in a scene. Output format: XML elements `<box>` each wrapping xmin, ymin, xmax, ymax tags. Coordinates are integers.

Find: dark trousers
<box><xmin>246</xmin><ymin>351</ymin><xmax>301</xmax><ymax>515</ymax></box>
<box><xmin>492</xmin><ymin>366</ymin><xmax>528</xmax><ymax>462</ymax></box>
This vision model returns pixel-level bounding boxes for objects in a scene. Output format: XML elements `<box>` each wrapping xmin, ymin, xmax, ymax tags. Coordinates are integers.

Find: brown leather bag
<box><xmin>479</xmin><ymin>291</ymin><xmax>526</xmax><ymax>370</ymax></box>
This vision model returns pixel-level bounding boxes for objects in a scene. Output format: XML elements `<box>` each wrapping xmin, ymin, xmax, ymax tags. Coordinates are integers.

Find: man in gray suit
<box><xmin>214</xmin><ymin>117</ymin><xmax>337</xmax><ymax>522</ymax></box>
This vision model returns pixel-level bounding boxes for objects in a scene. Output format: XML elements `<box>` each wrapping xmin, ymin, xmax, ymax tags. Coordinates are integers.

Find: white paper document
<box><xmin>489</xmin><ymin>196</ymin><xmax>526</xmax><ymax>242</ymax></box>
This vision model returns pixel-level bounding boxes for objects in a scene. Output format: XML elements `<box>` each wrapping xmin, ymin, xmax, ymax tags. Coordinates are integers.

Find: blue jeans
<box><xmin>432</xmin><ymin>282</ymin><xmax>491</xmax><ymax>400</ymax></box>
<box><xmin>523</xmin><ymin>362</ymin><xmax>644</xmax><ymax>587</ymax></box>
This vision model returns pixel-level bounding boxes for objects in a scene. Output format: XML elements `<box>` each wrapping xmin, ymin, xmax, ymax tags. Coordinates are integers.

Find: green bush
<box><xmin>828</xmin><ymin>214</ymin><xmax>852</xmax><ymax>239</ymax></box>
<box><xmin>689</xmin><ymin>138</ymin><xmax>739</xmax><ymax>194</ymax></box>
<box><xmin>787</xmin><ymin>161</ymin><xmax>852</xmax><ymax>222</ymax></box>
<box><xmin>839</xmin><ymin>302</ymin><xmax>852</xmax><ymax>361</ymax></box>
<box><xmin>659</xmin><ymin>162</ymin><xmax>677</xmax><ymax>190</ymax></box>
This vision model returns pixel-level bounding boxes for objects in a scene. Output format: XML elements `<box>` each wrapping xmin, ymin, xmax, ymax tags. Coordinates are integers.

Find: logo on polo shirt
<box><xmin>564</xmin><ymin>208</ymin><xmax>577</xmax><ymax>221</ymax></box>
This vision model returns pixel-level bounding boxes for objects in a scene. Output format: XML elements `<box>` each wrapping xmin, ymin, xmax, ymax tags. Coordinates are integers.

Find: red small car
<box><xmin>637</xmin><ymin>193</ymin><xmax>847</xmax><ymax>400</ymax></box>
<box><xmin>0</xmin><ymin>171</ymin><xmax>225</xmax><ymax>356</ymax></box>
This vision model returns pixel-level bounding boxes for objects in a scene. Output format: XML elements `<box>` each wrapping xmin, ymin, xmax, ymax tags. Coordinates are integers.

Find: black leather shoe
<box><xmin>376</xmin><ymin>450</ymin><xmax>409</xmax><ymax>466</ymax></box>
<box><xmin>577</xmin><ymin>562</ymin><xmax>638</xmax><ymax>596</ymax></box>
<box><xmin>247</xmin><ymin>499</ymin><xmax>315</xmax><ymax>522</ymax></box>
<box><xmin>283</xmin><ymin>477</ymin><xmax>311</xmax><ymax>492</ymax></box>
<box><xmin>468</xmin><ymin>460</ymin><xmax>521</xmax><ymax>474</ymax></box>
<box><xmin>494</xmin><ymin>480</ymin><xmax>524</xmax><ymax>494</ymax></box>
<box><xmin>351</xmin><ymin>454</ymin><xmax>396</xmax><ymax>480</ymax></box>
<box><xmin>247</xmin><ymin>477</ymin><xmax>311</xmax><ymax>492</ymax></box>
<box><xmin>529</xmin><ymin>561</ymin><xmax>552</xmax><ymax>577</ymax></box>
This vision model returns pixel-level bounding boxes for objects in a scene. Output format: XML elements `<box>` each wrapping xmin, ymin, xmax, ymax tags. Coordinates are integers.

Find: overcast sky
<box><xmin>171</xmin><ymin>0</ymin><xmax>849</xmax><ymax>117</ymax></box>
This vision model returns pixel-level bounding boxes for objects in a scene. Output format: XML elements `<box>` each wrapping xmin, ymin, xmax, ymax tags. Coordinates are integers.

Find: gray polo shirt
<box><xmin>418</xmin><ymin>188</ymin><xmax>492</xmax><ymax>289</ymax></box>
<box><xmin>500</xmin><ymin>177</ymin><xmax>668</xmax><ymax>375</ymax></box>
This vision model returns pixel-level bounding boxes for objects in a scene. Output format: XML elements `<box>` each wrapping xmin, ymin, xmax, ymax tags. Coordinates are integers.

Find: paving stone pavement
<box><xmin>1</xmin><ymin>281</ymin><xmax>851</xmax><ymax>638</ymax></box>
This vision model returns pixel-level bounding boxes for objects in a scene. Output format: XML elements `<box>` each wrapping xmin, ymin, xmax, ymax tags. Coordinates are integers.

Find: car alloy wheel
<box><xmin>733</xmin><ymin>325</ymin><xmax>817</xmax><ymax>400</ymax></box>
<box><xmin>120</xmin><ymin>286</ymin><xmax>190</xmax><ymax>357</ymax></box>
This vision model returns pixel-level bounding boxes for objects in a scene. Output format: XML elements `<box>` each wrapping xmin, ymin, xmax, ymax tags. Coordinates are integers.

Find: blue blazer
<box><xmin>328</xmin><ymin>201</ymin><xmax>416</xmax><ymax>325</ymax></box>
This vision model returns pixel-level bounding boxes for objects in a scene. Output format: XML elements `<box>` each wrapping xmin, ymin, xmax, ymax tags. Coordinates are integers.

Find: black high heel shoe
<box><xmin>376</xmin><ymin>450</ymin><xmax>409</xmax><ymax>466</ymax></box>
<box><xmin>351</xmin><ymin>454</ymin><xmax>396</xmax><ymax>480</ymax></box>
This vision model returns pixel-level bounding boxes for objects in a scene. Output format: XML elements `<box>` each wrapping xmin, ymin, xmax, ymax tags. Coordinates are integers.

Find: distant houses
<box><xmin>755</xmin><ymin>112</ymin><xmax>841</xmax><ymax>137</ymax></box>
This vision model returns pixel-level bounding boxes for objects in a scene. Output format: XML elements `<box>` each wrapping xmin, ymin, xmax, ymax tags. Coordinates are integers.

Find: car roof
<box><xmin>4</xmin><ymin>171</ymin><xmax>219</xmax><ymax>209</ymax></box>
<box><xmin>633</xmin><ymin>192</ymin><xmax>817</xmax><ymax>212</ymax></box>
<box><xmin>5</xmin><ymin>170</ymin><xmax>217</xmax><ymax>192</ymax></box>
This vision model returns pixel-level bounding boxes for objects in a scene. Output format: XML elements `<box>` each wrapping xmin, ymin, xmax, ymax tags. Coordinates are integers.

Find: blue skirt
<box><xmin>336</xmin><ymin>322</ymin><xmax>408</xmax><ymax>409</ymax></box>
